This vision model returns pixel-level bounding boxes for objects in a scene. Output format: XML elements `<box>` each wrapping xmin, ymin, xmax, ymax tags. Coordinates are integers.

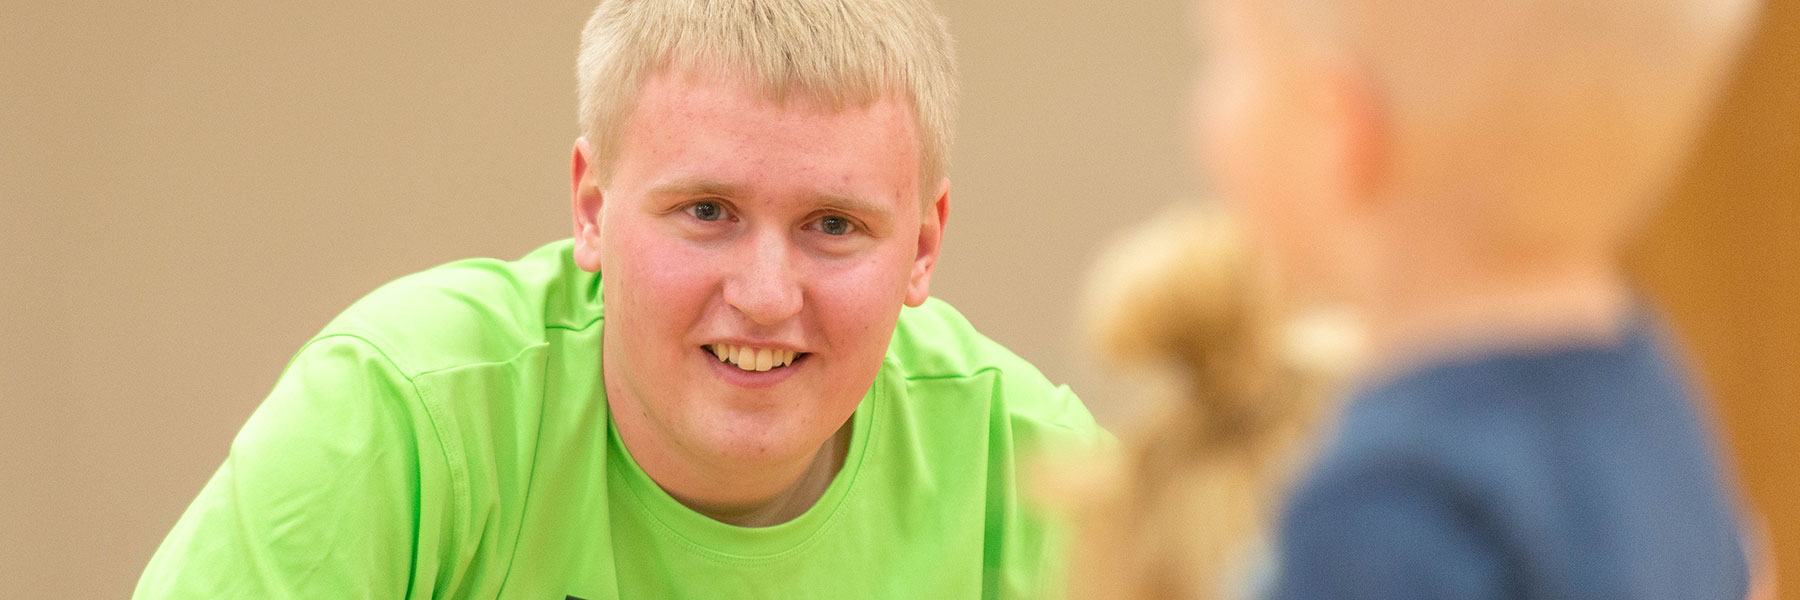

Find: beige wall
<box><xmin>1</xmin><ymin>1</ymin><xmax>1790</xmax><ymax>598</ymax></box>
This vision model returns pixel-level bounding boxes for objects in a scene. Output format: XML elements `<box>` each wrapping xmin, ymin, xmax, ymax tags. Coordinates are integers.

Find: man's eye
<box><xmin>686</xmin><ymin>201</ymin><xmax>726</xmax><ymax>222</ymax></box>
<box><xmin>816</xmin><ymin>216</ymin><xmax>854</xmax><ymax>236</ymax></box>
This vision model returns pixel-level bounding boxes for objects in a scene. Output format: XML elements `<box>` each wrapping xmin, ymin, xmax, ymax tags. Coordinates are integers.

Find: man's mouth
<box><xmin>706</xmin><ymin>344</ymin><xmax>804</xmax><ymax>372</ymax></box>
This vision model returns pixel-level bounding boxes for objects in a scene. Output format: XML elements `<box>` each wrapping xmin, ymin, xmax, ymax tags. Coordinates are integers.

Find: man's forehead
<box><xmin>635</xmin><ymin>67</ymin><xmax>918</xmax><ymax>131</ymax></box>
<box><xmin>613</xmin><ymin>70</ymin><xmax>926</xmax><ymax>199</ymax></box>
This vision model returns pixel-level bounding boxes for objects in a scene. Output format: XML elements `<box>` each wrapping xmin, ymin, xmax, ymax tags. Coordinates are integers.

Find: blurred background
<box><xmin>1</xmin><ymin>1</ymin><xmax>1793</xmax><ymax>597</ymax></box>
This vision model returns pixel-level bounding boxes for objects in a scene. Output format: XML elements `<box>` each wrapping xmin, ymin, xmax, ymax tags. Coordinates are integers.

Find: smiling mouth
<box><xmin>706</xmin><ymin>344</ymin><xmax>805</xmax><ymax>372</ymax></box>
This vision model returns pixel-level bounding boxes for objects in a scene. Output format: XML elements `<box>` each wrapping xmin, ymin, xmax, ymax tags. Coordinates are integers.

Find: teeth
<box><xmin>709</xmin><ymin>344</ymin><xmax>800</xmax><ymax>372</ymax></box>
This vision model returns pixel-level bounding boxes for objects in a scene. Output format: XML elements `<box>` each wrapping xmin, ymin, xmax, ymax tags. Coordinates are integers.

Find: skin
<box><xmin>1190</xmin><ymin>0</ymin><xmax>1362</xmax><ymax>304</ymax></box>
<box><xmin>569</xmin><ymin>67</ymin><xmax>949</xmax><ymax>527</ymax></box>
<box><xmin>1190</xmin><ymin>0</ymin><xmax>1632</xmax><ymax>373</ymax></box>
<box><xmin>1191</xmin><ymin>2</ymin><xmax>1771</xmax><ymax>596</ymax></box>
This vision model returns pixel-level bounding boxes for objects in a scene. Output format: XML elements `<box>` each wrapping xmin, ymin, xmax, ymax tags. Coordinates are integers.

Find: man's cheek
<box><xmin>819</xmin><ymin>274</ymin><xmax>907</xmax><ymax>349</ymax></box>
<box><xmin>832</xmin><ymin>253</ymin><xmax>911</xmax><ymax>307</ymax></box>
<box><xmin>624</xmin><ymin>244</ymin><xmax>717</xmax><ymax>304</ymax></box>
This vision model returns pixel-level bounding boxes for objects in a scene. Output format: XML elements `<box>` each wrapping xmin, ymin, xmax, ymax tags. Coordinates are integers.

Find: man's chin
<box><xmin>683</xmin><ymin>406</ymin><xmax>847</xmax><ymax>464</ymax></box>
<box><xmin>692</xmin><ymin>426</ymin><xmax>818</xmax><ymax>467</ymax></box>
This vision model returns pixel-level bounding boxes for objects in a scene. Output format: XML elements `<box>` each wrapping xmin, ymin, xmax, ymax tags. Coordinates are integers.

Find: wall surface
<box><xmin>1629</xmin><ymin>0</ymin><xmax>1800</xmax><ymax>589</ymax></box>
<box><xmin>1</xmin><ymin>1</ymin><xmax>1791</xmax><ymax>597</ymax></box>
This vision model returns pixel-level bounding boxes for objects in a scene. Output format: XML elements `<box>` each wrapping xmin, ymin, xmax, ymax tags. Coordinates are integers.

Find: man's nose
<box><xmin>721</xmin><ymin>231</ymin><xmax>803</xmax><ymax>326</ymax></box>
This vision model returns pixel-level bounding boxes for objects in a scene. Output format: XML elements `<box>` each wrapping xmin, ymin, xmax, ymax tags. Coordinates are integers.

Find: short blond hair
<box><xmin>576</xmin><ymin>0</ymin><xmax>958</xmax><ymax>190</ymax></box>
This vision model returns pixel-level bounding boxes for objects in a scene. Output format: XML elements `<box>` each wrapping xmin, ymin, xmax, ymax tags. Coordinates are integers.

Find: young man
<box><xmin>134</xmin><ymin>1</ymin><xmax>1105</xmax><ymax>597</ymax></box>
<box><xmin>1186</xmin><ymin>0</ymin><xmax>1764</xmax><ymax>598</ymax></box>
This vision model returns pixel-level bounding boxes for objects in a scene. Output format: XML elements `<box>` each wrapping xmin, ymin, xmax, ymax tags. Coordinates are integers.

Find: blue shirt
<box><xmin>1269</xmin><ymin>315</ymin><xmax>1748</xmax><ymax>600</ymax></box>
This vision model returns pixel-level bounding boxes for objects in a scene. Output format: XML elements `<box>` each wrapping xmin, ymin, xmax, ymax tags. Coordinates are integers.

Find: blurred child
<box><xmin>1181</xmin><ymin>0</ymin><xmax>1767</xmax><ymax>598</ymax></box>
<box><xmin>1059</xmin><ymin>203</ymin><xmax>1354</xmax><ymax>600</ymax></box>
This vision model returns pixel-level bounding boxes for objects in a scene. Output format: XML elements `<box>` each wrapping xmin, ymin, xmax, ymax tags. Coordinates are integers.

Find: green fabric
<box><xmin>135</xmin><ymin>239</ymin><xmax>1106</xmax><ymax>599</ymax></box>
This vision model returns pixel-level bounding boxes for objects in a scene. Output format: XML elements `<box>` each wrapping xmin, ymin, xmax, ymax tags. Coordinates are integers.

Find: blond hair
<box><xmin>1064</xmin><ymin>204</ymin><xmax>1351</xmax><ymax>599</ymax></box>
<box><xmin>575</xmin><ymin>0</ymin><xmax>958</xmax><ymax>190</ymax></box>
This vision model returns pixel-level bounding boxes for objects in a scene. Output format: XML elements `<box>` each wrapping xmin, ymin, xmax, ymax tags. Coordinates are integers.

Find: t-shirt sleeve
<box><xmin>134</xmin><ymin>335</ymin><xmax>448</xmax><ymax>599</ymax></box>
<box><xmin>1007</xmin><ymin>379</ymin><xmax>1113</xmax><ymax>455</ymax></box>
<box><xmin>991</xmin><ymin>372</ymin><xmax>1114</xmax><ymax>600</ymax></box>
<box><xmin>1266</xmin><ymin>458</ymin><xmax>1507</xmax><ymax>600</ymax></box>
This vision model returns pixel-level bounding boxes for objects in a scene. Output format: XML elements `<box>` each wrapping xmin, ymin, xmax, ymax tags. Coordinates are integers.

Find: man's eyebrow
<box><xmin>645</xmin><ymin>178</ymin><xmax>741</xmax><ymax>198</ymax></box>
<box><xmin>646</xmin><ymin>178</ymin><xmax>894</xmax><ymax>220</ymax></box>
<box><xmin>810</xmin><ymin>193</ymin><xmax>892</xmax><ymax>220</ymax></box>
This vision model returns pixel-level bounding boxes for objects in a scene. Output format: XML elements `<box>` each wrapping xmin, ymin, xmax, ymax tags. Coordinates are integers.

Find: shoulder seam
<box><xmin>298</xmin><ymin>333</ymin><xmax>420</xmax><ymax>382</ymax></box>
<box><xmin>546</xmin><ymin>314</ymin><xmax>603</xmax><ymax>333</ymax></box>
<box><xmin>898</xmin><ymin>364</ymin><xmax>1004</xmax><ymax>382</ymax></box>
<box><xmin>315</xmin><ymin>322</ymin><xmax>572</xmax><ymax>379</ymax></box>
<box><xmin>408</xmin><ymin>340</ymin><xmax>552</xmax><ymax>379</ymax></box>
<box><xmin>297</xmin><ymin>332</ymin><xmax>472</xmax><ymax>571</ymax></box>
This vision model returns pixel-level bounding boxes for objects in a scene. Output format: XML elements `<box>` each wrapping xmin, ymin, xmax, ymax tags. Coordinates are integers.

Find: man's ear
<box><xmin>1318</xmin><ymin>62</ymin><xmax>1389</xmax><ymax>211</ymax></box>
<box><xmin>571</xmin><ymin>137</ymin><xmax>605</xmax><ymax>273</ymax></box>
<box><xmin>904</xmin><ymin>178</ymin><xmax>951</xmax><ymax>307</ymax></box>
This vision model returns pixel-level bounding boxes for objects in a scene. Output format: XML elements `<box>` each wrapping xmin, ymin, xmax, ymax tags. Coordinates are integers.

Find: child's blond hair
<box><xmin>1063</xmin><ymin>204</ymin><xmax>1354</xmax><ymax>599</ymax></box>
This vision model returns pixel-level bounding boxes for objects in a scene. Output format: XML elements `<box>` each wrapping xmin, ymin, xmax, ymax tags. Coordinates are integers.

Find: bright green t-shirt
<box><xmin>135</xmin><ymin>240</ymin><xmax>1106</xmax><ymax>599</ymax></box>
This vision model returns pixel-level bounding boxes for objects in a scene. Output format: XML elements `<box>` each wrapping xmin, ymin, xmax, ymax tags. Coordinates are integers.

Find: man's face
<box><xmin>575</xmin><ymin>69</ymin><xmax>945</xmax><ymax>468</ymax></box>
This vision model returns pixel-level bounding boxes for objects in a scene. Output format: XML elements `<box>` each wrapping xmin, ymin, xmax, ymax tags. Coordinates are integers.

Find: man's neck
<box><xmin>681</xmin><ymin>424</ymin><xmax>851</xmax><ymax>527</ymax></box>
<box><xmin>610</xmin><ymin>401</ymin><xmax>854</xmax><ymax>528</ymax></box>
<box><xmin>1360</xmin><ymin>256</ymin><xmax>1633</xmax><ymax>379</ymax></box>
